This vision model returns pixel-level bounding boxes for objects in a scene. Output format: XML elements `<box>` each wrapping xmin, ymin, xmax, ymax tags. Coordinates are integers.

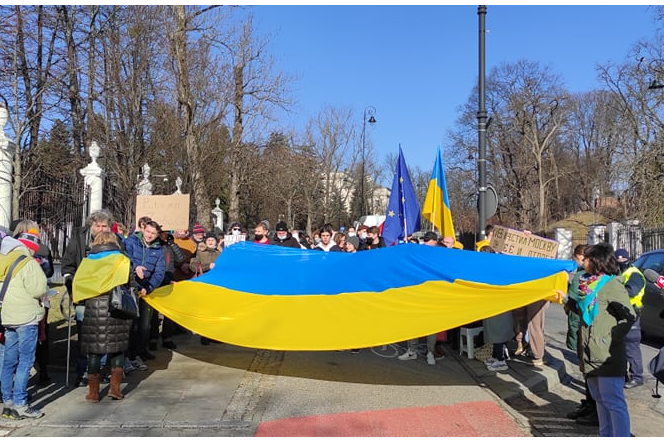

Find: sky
<box><xmin>241</xmin><ymin>3</ymin><xmax>661</xmax><ymax>182</ymax></box>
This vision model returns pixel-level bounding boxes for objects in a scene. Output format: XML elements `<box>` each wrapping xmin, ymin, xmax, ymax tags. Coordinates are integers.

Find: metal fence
<box><xmin>16</xmin><ymin>174</ymin><xmax>664</xmax><ymax>265</ymax></box>
<box><xmin>18</xmin><ymin>176</ymin><xmax>88</xmax><ymax>261</ymax></box>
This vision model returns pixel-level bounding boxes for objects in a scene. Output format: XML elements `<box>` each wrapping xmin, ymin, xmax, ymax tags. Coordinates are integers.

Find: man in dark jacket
<box><xmin>61</xmin><ymin>210</ymin><xmax>114</xmax><ymax>387</ymax></box>
<box><xmin>123</xmin><ymin>220</ymin><xmax>165</xmax><ymax>365</ymax></box>
<box><xmin>615</xmin><ymin>248</ymin><xmax>646</xmax><ymax>389</ymax></box>
<box><xmin>149</xmin><ymin>227</ymin><xmax>185</xmax><ymax>351</ymax></box>
<box><xmin>272</xmin><ymin>222</ymin><xmax>300</xmax><ymax>248</ymax></box>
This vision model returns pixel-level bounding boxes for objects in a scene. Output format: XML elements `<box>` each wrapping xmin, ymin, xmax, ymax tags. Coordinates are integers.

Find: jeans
<box><xmin>1</xmin><ymin>324</ymin><xmax>39</xmax><ymax>406</ymax></box>
<box><xmin>0</xmin><ymin>342</ymin><xmax>4</xmax><ymax>379</ymax></box>
<box><xmin>587</xmin><ymin>376</ymin><xmax>631</xmax><ymax>437</ymax></box>
<box><xmin>625</xmin><ymin>316</ymin><xmax>643</xmax><ymax>383</ymax></box>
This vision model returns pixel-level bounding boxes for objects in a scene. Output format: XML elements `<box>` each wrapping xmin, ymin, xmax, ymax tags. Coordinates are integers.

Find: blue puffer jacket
<box><xmin>123</xmin><ymin>232</ymin><xmax>165</xmax><ymax>294</ymax></box>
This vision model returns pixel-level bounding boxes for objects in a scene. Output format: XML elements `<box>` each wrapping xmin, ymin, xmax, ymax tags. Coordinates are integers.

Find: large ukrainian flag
<box><xmin>146</xmin><ymin>242</ymin><xmax>575</xmax><ymax>351</ymax></box>
<box><xmin>422</xmin><ymin>147</ymin><xmax>455</xmax><ymax>239</ymax></box>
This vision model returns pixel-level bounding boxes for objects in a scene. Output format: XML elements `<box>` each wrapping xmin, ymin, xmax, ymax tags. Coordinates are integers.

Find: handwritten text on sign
<box><xmin>489</xmin><ymin>226</ymin><xmax>559</xmax><ymax>259</ymax></box>
<box><xmin>135</xmin><ymin>194</ymin><xmax>190</xmax><ymax>230</ymax></box>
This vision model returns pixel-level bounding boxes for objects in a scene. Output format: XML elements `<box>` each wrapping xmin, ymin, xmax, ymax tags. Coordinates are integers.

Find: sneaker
<box><xmin>624</xmin><ymin>379</ymin><xmax>643</xmax><ymax>389</ymax></box>
<box><xmin>1</xmin><ymin>402</ymin><xmax>14</xmax><ymax>419</ymax></box>
<box><xmin>484</xmin><ymin>357</ymin><xmax>498</xmax><ymax>366</ymax></box>
<box><xmin>567</xmin><ymin>400</ymin><xmax>595</xmax><ymax>420</ymax></box>
<box><xmin>11</xmin><ymin>404</ymin><xmax>44</xmax><ymax>419</ymax></box>
<box><xmin>487</xmin><ymin>360</ymin><xmax>509</xmax><ymax>371</ymax></box>
<box><xmin>576</xmin><ymin>410</ymin><xmax>600</xmax><ymax>426</ymax></box>
<box><xmin>398</xmin><ymin>350</ymin><xmax>417</xmax><ymax>361</ymax></box>
<box><xmin>74</xmin><ymin>373</ymin><xmax>88</xmax><ymax>388</ymax></box>
<box><xmin>131</xmin><ymin>356</ymin><xmax>148</xmax><ymax>371</ymax></box>
<box><xmin>529</xmin><ymin>358</ymin><xmax>544</xmax><ymax>367</ymax></box>
<box><xmin>426</xmin><ymin>351</ymin><xmax>436</xmax><ymax>365</ymax></box>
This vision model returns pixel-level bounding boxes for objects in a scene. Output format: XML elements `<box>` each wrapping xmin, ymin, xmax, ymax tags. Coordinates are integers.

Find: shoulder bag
<box><xmin>108</xmin><ymin>284</ymin><xmax>139</xmax><ymax>320</ymax></box>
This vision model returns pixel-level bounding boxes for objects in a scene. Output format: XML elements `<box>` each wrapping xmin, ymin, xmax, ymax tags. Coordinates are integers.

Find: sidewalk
<box><xmin>0</xmin><ymin>331</ymin><xmax>627</xmax><ymax>437</ymax></box>
<box><xmin>0</xmin><ymin>333</ymin><xmax>539</xmax><ymax>437</ymax></box>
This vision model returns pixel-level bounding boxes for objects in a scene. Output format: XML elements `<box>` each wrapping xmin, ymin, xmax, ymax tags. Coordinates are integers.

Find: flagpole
<box><xmin>400</xmin><ymin>144</ymin><xmax>407</xmax><ymax>242</ymax></box>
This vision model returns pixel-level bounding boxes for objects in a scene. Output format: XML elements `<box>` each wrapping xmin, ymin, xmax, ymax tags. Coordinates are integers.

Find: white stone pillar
<box><xmin>79</xmin><ymin>141</ymin><xmax>105</xmax><ymax>216</ymax></box>
<box><xmin>587</xmin><ymin>224</ymin><xmax>606</xmax><ymax>245</ymax></box>
<box><xmin>554</xmin><ymin>227</ymin><xmax>573</xmax><ymax>260</ymax></box>
<box><xmin>0</xmin><ymin>107</ymin><xmax>14</xmax><ymax>231</ymax></box>
<box><xmin>211</xmin><ymin>198</ymin><xmax>224</xmax><ymax>232</ymax></box>
<box><xmin>173</xmin><ymin>176</ymin><xmax>182</xmax><ymax>195</ymax></box>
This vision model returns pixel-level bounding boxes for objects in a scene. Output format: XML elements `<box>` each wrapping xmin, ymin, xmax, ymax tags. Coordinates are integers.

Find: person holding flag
<box><xmin>420</xmin><ymin>146</ymin><xmax>461</xmax><ymax>349</ymax></box>
<box><xmin>422</xmin><ymin>146</ymin><xmax>455</xmax><ymax>239</ymax></box>
<box><xmin>381</xmin><ymin>146</ymin><xmax>421</xmax><ymax>246</ymax></box>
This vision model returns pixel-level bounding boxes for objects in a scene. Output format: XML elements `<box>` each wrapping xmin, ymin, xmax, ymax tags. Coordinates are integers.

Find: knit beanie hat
<box><xmin>192</xmin><ymin>223</ymin><xmax>205</xmax><ymax>235</ymax></box>
<box><xmin>18</xmin><ymin>228</ymin><xmax>41</xmax><ymax>253</ymax></box>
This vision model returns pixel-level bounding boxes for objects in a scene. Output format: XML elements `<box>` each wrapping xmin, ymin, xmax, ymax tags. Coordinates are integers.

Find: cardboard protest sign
<box><xmin>489</xmin><ymin>225</ymin><xmax>559</xmax><ymax>259</ymax></box>
<box><xmin>136</xmin><ymin>194</ymin><xmax>190</xmax><ymax>230</ymax></box>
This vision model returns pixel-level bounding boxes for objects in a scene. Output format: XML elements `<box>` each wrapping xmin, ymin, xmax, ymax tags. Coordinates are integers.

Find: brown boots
<box><xmin>108</xmin><ymin>367</ymin><xmax>124</xmax><ymax>400</ymax></box>
<box><xmin>86</xmin><ymin>368</ymin><xmax>124</xmax><ymax>401</ymax></box>
<box><xmin>85</xmin><ymin>373</ymin><xmax>100</xmax><ymax>402</ymax></box>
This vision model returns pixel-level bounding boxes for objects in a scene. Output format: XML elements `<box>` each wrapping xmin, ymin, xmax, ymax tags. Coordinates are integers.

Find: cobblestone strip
<box><xmin>221</xmin><ymin>349</ymin><xmax>284</xmax><ymax>423</ymax></box>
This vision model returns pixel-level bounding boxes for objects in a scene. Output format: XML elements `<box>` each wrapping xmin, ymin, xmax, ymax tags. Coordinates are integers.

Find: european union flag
<box><xmin>382</xmin><ymin>146</ymin><xmax>421</xmax><ymax>245</ymax></box>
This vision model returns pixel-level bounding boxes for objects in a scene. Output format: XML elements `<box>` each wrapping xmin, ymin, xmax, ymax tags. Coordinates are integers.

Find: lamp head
<box><xmin>649</xmin><ymin>79</ymin><xmax>664</xmax><ymax>90</ymax></box>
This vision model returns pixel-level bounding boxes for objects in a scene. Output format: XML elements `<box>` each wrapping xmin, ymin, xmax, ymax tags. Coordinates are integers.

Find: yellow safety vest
<box><xmin>622</xmin><ymin>266</ymin><xmax>645</xmax><ymax>309</ymax></box>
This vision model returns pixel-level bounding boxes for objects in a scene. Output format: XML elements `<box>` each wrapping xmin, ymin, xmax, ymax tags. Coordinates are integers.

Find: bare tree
<box><xmin>0</xmin><ymin>6</ymin><xmax>66</xmax><ymax>220</ymax></box>
<box><xmin>599</xmin><ymin>35</ymin><xmax>664</xmax><ymax>225</ymax></box>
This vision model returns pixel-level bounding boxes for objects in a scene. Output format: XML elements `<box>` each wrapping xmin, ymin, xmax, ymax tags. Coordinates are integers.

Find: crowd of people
<box><xmin>0</xmin><ymin>214</ymin><xmax>646</xmax><ymax>435</ymax></box>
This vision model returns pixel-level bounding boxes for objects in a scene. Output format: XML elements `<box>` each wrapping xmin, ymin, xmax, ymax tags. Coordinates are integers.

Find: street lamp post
<box><xmin>477</xmin><ymin>5</ymin><xmax>488</xmax><ymax>241</ymax></box>
<box><xmin>360</xmin><ymin>106</ymin><xmax>377</xmax><ymax>217</ymax></box>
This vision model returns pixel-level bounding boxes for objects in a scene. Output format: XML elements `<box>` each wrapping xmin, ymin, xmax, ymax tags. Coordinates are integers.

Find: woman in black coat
<box><xmin>80</xmin><ymin>231</ymin><xmax>133</xmax><ymax>402</ymax></box>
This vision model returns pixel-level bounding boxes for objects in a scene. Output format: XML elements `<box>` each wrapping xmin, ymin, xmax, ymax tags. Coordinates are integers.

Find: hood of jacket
<box><xmin>0</xmin><ymin>235</ymin><xmax>28</xmax><ymax>255</ymax></box>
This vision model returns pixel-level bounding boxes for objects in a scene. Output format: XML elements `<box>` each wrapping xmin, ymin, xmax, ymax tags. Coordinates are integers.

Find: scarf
<box><xmin>577</xmin><ymin>273</ymin><xmax>614</xmax><ymax>326</ymax></box>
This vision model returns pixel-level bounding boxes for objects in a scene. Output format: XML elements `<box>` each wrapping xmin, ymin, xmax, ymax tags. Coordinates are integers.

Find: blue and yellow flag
<box><xmin>422</xmin><ymin>147</ymin><xmax>455</xmax><ymax>239</ymax></box>
<box><xmin>146</xmin><ymin>242</ymin><xmax>576</xmax><ymax>351</ymax></box>
<box><xmin>382</xmin><ymin>146</ymin><xmax>421</xmax><ymax>245</ymax></box>
<box><xmin>72</xmin><ymin>250</ymin><xmax>130</xmax><ymax>303</ymax></box>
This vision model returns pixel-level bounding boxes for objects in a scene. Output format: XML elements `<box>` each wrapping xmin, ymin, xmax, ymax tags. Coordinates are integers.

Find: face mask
<box><xmin>254</xmin><ymin>234</ymin><xmax>264</xmax><ymax>241</ymax></box>
<box><xmin>359</xmin><ymin>233</ymin><xmax>367</xmax><ymax>240</ymax></box>
<box><xmin>314</xmin><ymin>238</ymin><xmax>321</xmax><ymax>244</ymax></box>
<box><xmin>232</xmin><ymin>229</ymin><xmax>241</xmax><ymax>234</ymax></box>
<box><xmin>277</xmin><ymin>233</ymin><xmax>287</xmax><ymax>240</ymax></box>
<box><xmin>348</xmin><ymin>232</ymin><xmax>356</xmax><ymax>237</ymax></box>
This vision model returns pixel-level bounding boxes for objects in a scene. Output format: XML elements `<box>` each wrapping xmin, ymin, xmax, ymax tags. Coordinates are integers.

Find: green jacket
<box><xmin>579</xmin><ymin>275</ymin><xmax>636</xmax><ymax>377</ymax></box>
<box><xmin>0</xmin><ymin>240</ymin><xmax>48</xmax><ymax>327</ymax></box>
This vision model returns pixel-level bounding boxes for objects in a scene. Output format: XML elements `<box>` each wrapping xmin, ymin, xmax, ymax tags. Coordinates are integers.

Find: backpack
<box><xmin>649</xmin><ymin>346</ymin><xmax>664</xmax><ymax>398</ymax></box>
<box><xmin>0</xmin><ymin>237</ymin><xmax>31</xmax><ymax>341</ymax></box>
<box><xmin>0</xmin><ymin>242</ymin><xmax>31</xmax><ymax>304</ymax></box>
